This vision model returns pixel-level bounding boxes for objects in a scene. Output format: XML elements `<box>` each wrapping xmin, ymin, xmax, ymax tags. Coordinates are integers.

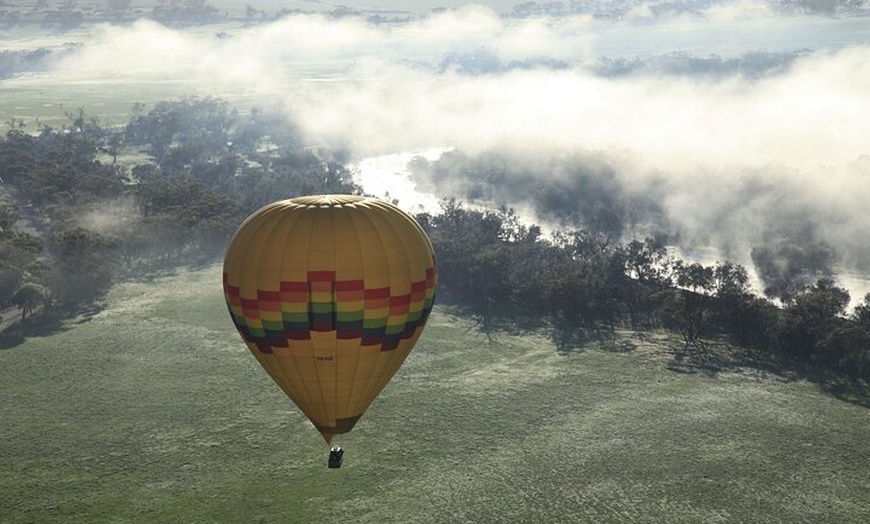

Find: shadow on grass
<box><xmin>790</xmin><ymin>365</ymin><xmax>870</xmax><ymax>408</ymax></box>
<box><xmin>662</xmin><ymin>340</ymin><xmax>870</xmax><ymax>408</ymax></box>
<box><xmin>120</xmin><ymin>253</ymin><xmax>223</xmax><ymax>284</ymax></box>
<box><xmin>665</xmin><ymin>342</ymin><xmax>733</xmax><ymax>378</ymax></box>
<box><xmin>549</xmin><ymin>324</ymin><xmax>629</xmax><ymax>355</ymax></box>
<box><xmin>0</xmin><ymin>303</ymin><xmax>105</xmax><ymax>350</ymax></box>
<box><xmin>819</xmin><ymin>377</ymin><xmax>870</xmax><ymax>408</ymax></box>
<box><xmin>423</xmin><ymin>302</ymin><xmax>870</xmax><ymax>408</ymax></box>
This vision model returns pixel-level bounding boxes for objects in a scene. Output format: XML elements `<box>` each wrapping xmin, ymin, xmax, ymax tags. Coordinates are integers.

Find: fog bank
<box><xmin>3</xmin><ymin>3</ymin><xmax>869</xmax><ymax>293</ymax></box>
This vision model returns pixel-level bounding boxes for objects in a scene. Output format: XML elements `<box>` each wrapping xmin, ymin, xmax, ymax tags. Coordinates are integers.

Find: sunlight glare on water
<box><xmin>353</xmin><ymin>148</ymin><xmax>446</xmax><ymax>214</ymax></box>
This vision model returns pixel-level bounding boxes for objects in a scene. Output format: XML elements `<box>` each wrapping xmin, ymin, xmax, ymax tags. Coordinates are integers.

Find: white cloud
<box><xmin>40</xmin><ymin>9</ymin><xmax>867</xmax><ymax>170</ymax></box>
<box><xmin>703</xmin><ymin>0</ymin><xmax>776</xmax><ymax>22</ymax></box>
<box><xmin>21</xmin><ymin>6</ymin><xmax>869</xmax><ymax>273</ymax></box>
<box><xmin>283</xmin><ymin>46</ymin><xmax>870</xmax><ymax>173</ymax></box>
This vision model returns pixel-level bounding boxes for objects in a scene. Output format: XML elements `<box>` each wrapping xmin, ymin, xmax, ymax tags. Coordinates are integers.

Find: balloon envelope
<box><xmin>223</xmin><ymin>195</ymin><xmax>437</xmax><ymax>443</ymax></box>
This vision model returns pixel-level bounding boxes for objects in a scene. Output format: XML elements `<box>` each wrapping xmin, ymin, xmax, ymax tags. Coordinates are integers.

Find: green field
<box><xmin>1</xmin><ymin>265</ymin><xmax>868</xmax><ymax>523</ymax></box>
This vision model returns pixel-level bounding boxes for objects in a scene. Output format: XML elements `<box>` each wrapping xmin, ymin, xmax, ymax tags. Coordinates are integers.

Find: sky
<box><xmin>3</xmin><ymin>1</ymin><xmax>870</xmax><ymax>294</ymax></box>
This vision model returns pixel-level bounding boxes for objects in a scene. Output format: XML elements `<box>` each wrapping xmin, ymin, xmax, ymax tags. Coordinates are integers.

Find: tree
<box><xmin>778</xmin><ymin>278</ymin><xmax>850</xmax><ymax>362</ymax></box>
<box><xmin>623</xmin><ymin>237</ymin><xmax>672</xmax><ymax>289</ymax></box>
<box><xmin>0</xmin><ymin>113</ymin><xmax>123</xmax><ymax>209</ymax></box>
<box><xmin>151</xmin><ymin>0</ymin><xmax>221</xmax><ymax>26</ymax></box>
<box><xmin>817</xmin><ymin>325</ymin><xmax>870</xmax><ymax>379</ymax></box>
<box><xmin>549</xmin><ymin>230</ymin><xmax>625</xmax><ymax>332</ymax></box>
<box><xmin>50</xmin><ymin>227</ymin><xmax>120</xmax><ymax>304</ymax></box>
<box><xmin>852</xmin><ymin>293</ymin><xmax>870</xmax><ymax>332</ymax></box>
<box><xmin>674</xmin><ymin>261</ymin><xmax>714</xmax><ymax>294</ymax></box>
<box><xmin>621</xmin><ymin>237</ymin><xmax>673</xmax><ymax>329</ymax></box>
<box><xmin>657</xmin><ymin>261</ymin><xmax>716</xmax><ymax>348</ymax></box>
<box><xmin>655</xmin><ymin>289</ymin><xmax>706</xmax><ymax>348</ymax></box>
<box><xmin>125</xmin><ymin>97</ymin><xmax>236</xmax><ymax>171</ymax></box>
<box><xmin>12</xmin><ymin>282</ymin><xmax>48</xmax><ymax>319</ymax></box>
<box><xmin>0</xmin><ymin>231</ymin><xmax>45</xmax><ymax>307</ymax></box>
<box><xmin>712</xmin><ymin>261</ymin><xmax>751</xmax><ymax>298</ymax></box>
<box><xmin>134</xmin><ymin>175</ymin><xmax>240</xmax><ymax>262</ymax></box>
<box><xmin>710</xmin><ymin>261</ymin><xmax>770</xmax><ymax>347</ymax></box>
<box><xmin>425</xmin><ymin>200</ymin><xmax>503</xmax><ymax>300</ymax></box>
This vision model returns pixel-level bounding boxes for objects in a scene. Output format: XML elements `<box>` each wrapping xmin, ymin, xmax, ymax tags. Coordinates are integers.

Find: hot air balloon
<box><xmin>223</xmin><ymin>195</ymin><xmax>437</xmax><ymax>447</ymax></box>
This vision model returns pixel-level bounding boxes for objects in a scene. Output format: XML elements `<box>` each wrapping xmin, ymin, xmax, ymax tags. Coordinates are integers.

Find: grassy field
<box><xmin>1</xmin><ymin>265</ymin><xmax>868</xmax><ymax>523</ymax></box>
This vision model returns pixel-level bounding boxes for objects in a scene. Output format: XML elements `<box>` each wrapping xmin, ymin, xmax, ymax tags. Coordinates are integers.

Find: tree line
<box><xmin>419</xmin><ymin>200</ymin><xmax>870</xmax><ymax>382</ymax></box>
<box><xmin>0</xmin><ymin>97</ymin><xmax>359</xmax><ymax>318</ymax></box>
<box><xmin>0</xmin><ymin>96</ymin><xmax>867</xmax><ymax>385</ymax></box>
<box><xmin>0</xmin><ymin>0</ymin><xmax>414</xmax><ymax>31</ymax></box>
<box><xmin>408</xmin><ymin>148</ymin><xmax>842</xmax><ymax>306</ymax></box>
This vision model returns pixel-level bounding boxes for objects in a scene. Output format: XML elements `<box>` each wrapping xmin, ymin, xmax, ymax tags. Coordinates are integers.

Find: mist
<box><xmin>32</xmin><ymin>5</ymin><xmax>866</xmax><ymax>161</ymax></box>
<box><xmin>3</xmin><ymin>2</ymin><xmax>870</xmax><ymax>295</ymax></box>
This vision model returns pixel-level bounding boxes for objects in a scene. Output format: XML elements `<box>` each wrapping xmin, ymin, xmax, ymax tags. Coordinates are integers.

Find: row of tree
<box><xmin>1</xmin><ymin>96</ymin><xmax>867</xmax><ymax>384</ymax></box>
<box><xmin>0</xmin><ymin>97</ymin><xmax>360</xmax><ymax>315</ymax></box>
<box><xmin>0</xmin><ymin>0</ymin><xmax>416</xmax><ymax>30</ymax></box>
<box><xmin>419</xmin><ymin>200</ymin><xmax>870</xmax><ymax>380</ymax></box>
<box><xmin>409</xmin><ymin>149</ymin><xmax>841</xmax><ymax>306</ymax></box>
<box><xmin>0</xmin><ymin>0</ymin><xmax>222</xmax><ymax>29</ymax></box>
<box><xmin>508</xmin><ymin>0</ymin><xmax>867</xmax><ymax>19</ymax></box>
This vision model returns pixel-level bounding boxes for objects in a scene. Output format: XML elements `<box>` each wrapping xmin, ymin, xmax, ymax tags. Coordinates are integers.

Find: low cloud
<box><xmin>13</xmin><ymin>4</ymin><xmax>869</xmax><ymax>285</ymax></box>
<box><xmin>703</xmin><ymin>0</ymin><xmax>777</xmax><ymax>21</ymax></box>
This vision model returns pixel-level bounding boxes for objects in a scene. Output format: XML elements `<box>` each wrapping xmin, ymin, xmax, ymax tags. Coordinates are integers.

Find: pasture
<box><xmin>1</xmin><ymin>266</ymin><xmax>868</xmax><ymax>523</ymax></box>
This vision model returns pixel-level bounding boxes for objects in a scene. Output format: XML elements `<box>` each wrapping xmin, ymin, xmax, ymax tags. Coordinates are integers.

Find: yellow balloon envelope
<box><xmin>223</xmin><ymin>195</ymin><xmax>437</xmax><ymax>443</ymax></box>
